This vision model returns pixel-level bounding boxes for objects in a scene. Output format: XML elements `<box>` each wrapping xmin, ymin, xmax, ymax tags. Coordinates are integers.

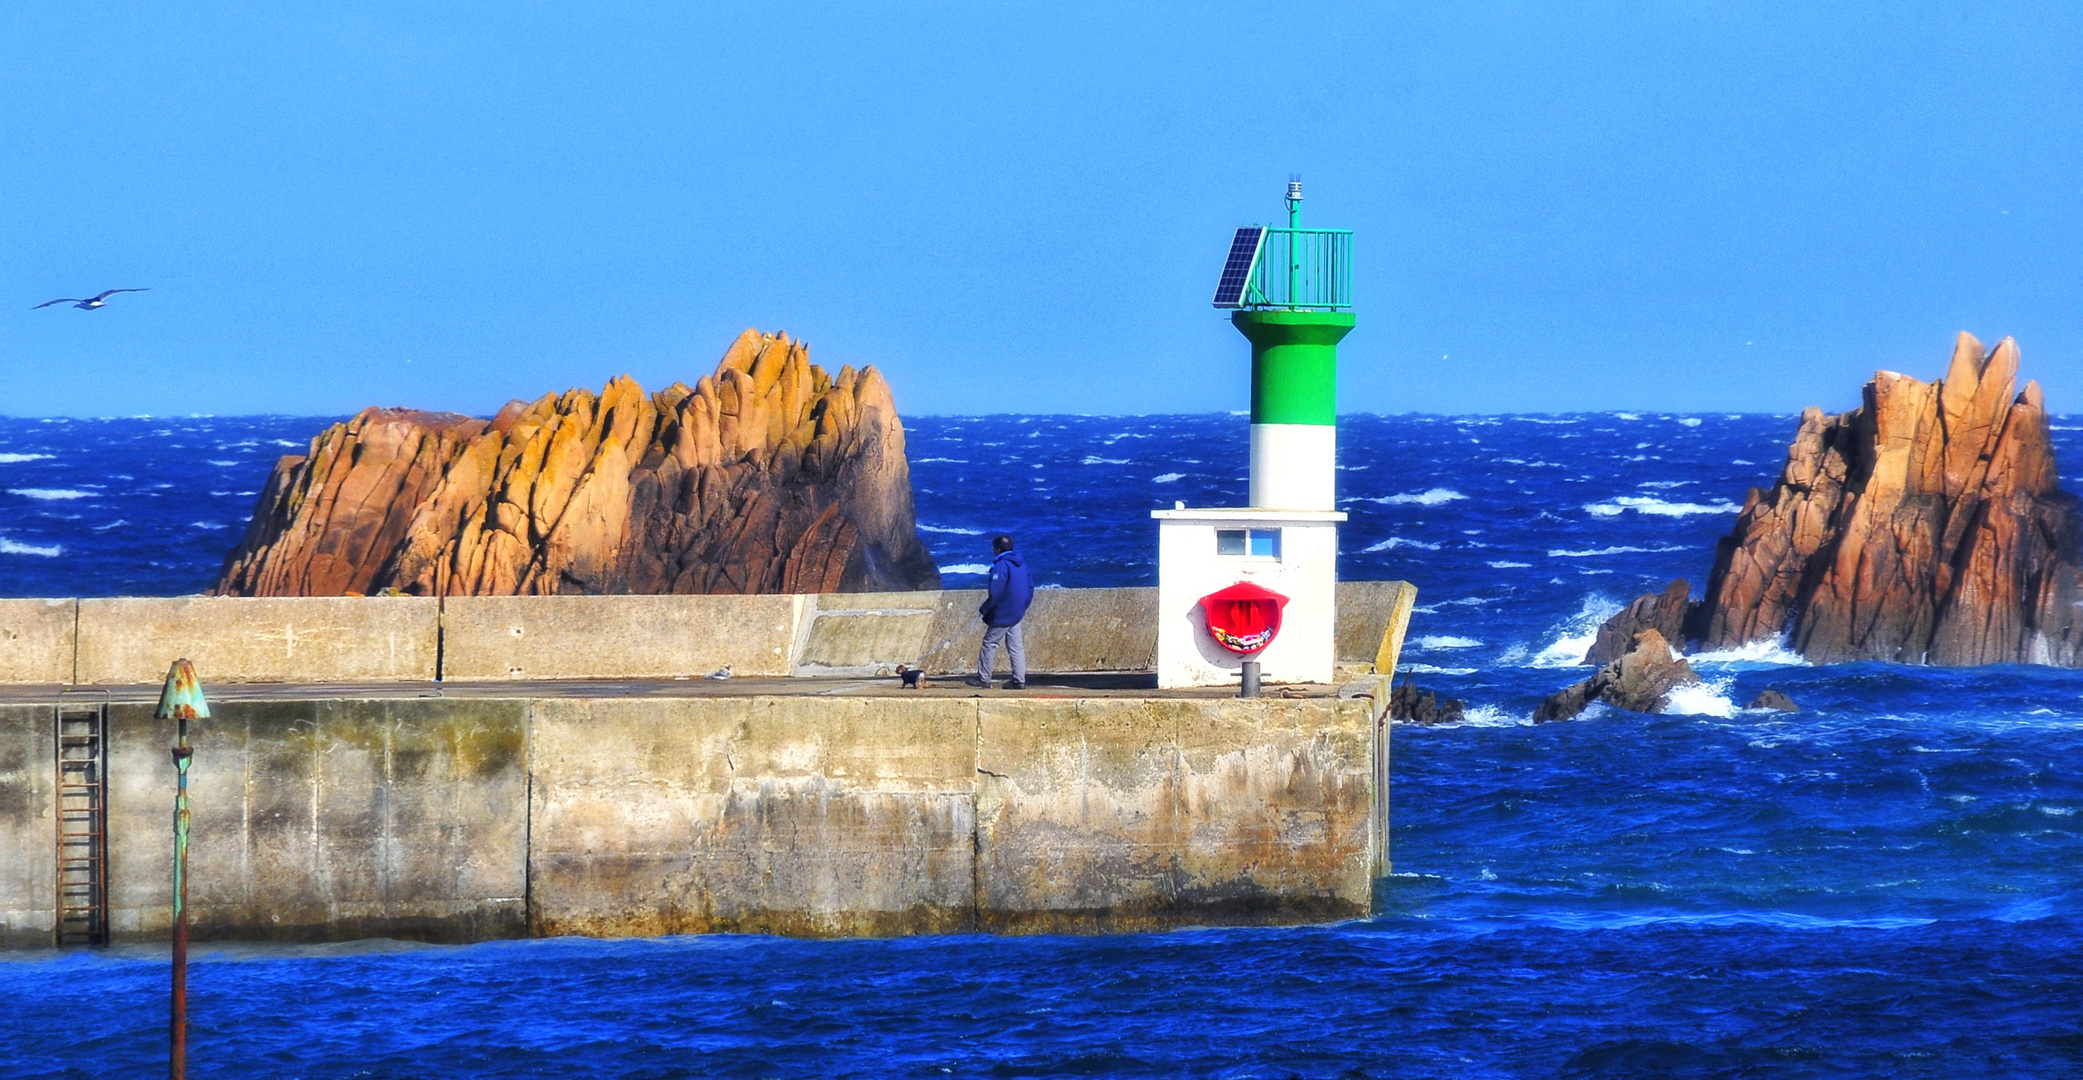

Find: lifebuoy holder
<box><xmin>1199</xmin><ymin>581</ymin><xmax>1290</xmax><ymax>654</ymax></box>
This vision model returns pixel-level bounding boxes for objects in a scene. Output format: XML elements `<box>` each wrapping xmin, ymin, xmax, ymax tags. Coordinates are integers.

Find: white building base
<box><xmin>1151</xmin><ymin>506</ymin><xmax>1346</xmax><ymax>688</ymax></box>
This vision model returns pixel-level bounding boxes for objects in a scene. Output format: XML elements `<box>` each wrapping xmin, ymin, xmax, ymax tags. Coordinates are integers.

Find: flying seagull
<box><xmin>33</xmin><ymin>288</ymin><xmax>149</xmax><ymax>310</ymax></box>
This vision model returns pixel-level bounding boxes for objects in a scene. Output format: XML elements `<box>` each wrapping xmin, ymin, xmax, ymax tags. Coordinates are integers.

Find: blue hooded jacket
<box><xmin>981</xmin><ymin>549</ymin><xmax>1034</xmax><ymax>627</ymax></box>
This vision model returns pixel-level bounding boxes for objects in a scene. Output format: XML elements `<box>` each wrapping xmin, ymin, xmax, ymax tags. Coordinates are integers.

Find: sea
<box><xmin>1</xmin><ymin>411</ymin><xmax>2079</xmax><ymax>1078</ymax></box>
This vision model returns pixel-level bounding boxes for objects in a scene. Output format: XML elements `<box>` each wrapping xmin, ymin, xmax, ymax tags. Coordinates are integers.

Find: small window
<box><xmin>1216</xmin><ymin>528</ymin><xmax>1280</xmax><ymax>558</ymax></box>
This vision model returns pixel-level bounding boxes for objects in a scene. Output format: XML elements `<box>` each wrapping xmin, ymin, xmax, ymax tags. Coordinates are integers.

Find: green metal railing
<box><xmin>1246</xmin><ymin>228</ymin><xmax>1352</xmax><ymax>311</ymax></box>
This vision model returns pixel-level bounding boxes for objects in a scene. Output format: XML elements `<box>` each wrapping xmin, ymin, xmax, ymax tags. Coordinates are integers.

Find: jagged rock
<box><xmin>1388</xmin><ymin>679</ymin><xmax>1466</xmax><ymax>725</ymax></box>
<box><xmin>1747</xmin><ymin>689</ymin><xmax>1799</xmax><ymax>713</ymax></box>
<box><xmin>1692</xmin><ymin>333</ymin><xmax>2083</xmax><ymax>666</ymax></box>
<box><xmin>1586</xmin><ymin>579</ymin><xmax>1694</xmax><ymax>664</ymax></box>
<box><xmin>215</xmin><ymin>330</ymin><xmax>941</xmax><ymax>597</ymax></box>
<box><xmin>1535</xmin><ymin>629</ymin><xmax>1700</xmax><ymax>722</ymax></box>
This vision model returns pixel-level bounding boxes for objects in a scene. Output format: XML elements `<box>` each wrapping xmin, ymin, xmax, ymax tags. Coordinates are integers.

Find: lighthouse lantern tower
<box><xmin>1154</xmin><ymin>181</ymin><xmax>1354</xmax><ymax>688</ymax></box>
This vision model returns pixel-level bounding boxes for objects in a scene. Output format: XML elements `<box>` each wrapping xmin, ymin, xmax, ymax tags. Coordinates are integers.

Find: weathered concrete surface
<box><xmin>0</xmin><ymin>705</ymin><xmax>55</xmax><ymax>946</ymax></box>
<box><xmin>103</xmin><ymin>699</ymin><xmax>528</xmax><ymax>943</ymax></box>
<box><xmin>920</xmin><ymin>588</ymin><xmax>1160</xmax><ymax>675</ymax></box>
<box><xmin>441</xmin><ymin>594</ymin><xmax>802</xmax><ymax>680</ymax></box>
<box><xmin>973</xmin><ymin>697</ymin><xmax>1373</xmax><ymax>933</ymax></box>
<box><xmin>1336</xmin><ymin>580</ymin><xmax>1417</xmax><ymax>670</ymax></box>
<box><xmin>5</xmin><ymin>583</ymin><xmax>1421</xmax><ymax>684</ymax></box>
<box><xmin>528</xmin><ymin>696</ymin><xmax>977</xmax><ymax>937</ymax></box>
<box><xmin>791</xmin><ymin>591</ymin><xmax>939</xmax><ymax>675</ymax></box>
<box><xmin>75</xmin><ymin>597</ymin><xmax>439</xmax><ymax>684</ymax></box>
<box><xmin>2</xmin><ymin>690</ymin><xmax>1380</xmax><ymax>944</ymax></box>
<box><xmin>0</xmin><ymin>600</ymin><xmax>75</xmax><ymax>684</ymax></box>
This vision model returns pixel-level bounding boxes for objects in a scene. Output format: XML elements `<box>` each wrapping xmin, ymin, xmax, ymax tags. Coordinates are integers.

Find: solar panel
<box><xmin>1211</xmin><ymin>226</ymin><xmax>1264</xmax><ymax>308</ymax></box>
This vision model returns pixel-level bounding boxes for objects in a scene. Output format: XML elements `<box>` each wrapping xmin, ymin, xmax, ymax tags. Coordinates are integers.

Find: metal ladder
<box><xmin>55</xmin><ymin>703</ymin><xmax>109</xmax><ymax>946</ymax></box>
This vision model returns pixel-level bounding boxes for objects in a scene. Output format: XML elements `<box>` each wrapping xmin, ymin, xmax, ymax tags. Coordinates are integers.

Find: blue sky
<box><xmin>3</xmin><ymin>3</ymin><xmax>2078</xmax><ymax>418</ymax></box>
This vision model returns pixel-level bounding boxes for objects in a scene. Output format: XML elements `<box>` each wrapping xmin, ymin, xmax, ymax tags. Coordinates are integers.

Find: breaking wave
<box><xmin>1583</xmin><ymin>496</ymin><xmax>1741</xmax><ymax>517</ymax></box>
<box><xmin>1664</xmin><ymin>677</ymin><xmax>1738</xmax><ymax>718</ymax></box>
<box><xmin>1362</xmin><ymin>537</ymin><xmax>1441</xmax><ymax>552</ymax></box>
<box><xmin>1546</xmin><ymin>544</ymin><xmax>1688</xmax><ymax>558</ymax></box>
<box><xmin>1365</xmin><ymin>488</ymin><xmax>1467</xmax><ymax>506</ymax></box>
<box><xmin>0</xmin><ymin>537</ymin><xmax>60</xmax><ymax>557</ymax></box>
<box><xmin>1523</xmin><ymin>595</ymin><xmax>1625</xmax><ymax>667</ymax></box>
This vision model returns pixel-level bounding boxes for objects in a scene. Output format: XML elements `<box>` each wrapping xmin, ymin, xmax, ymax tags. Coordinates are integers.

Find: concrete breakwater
<box><xmin>0</xmin><ymin>691</ymin><xmax>1378</xmax><ymax>946</ymax></box>
<box><xmin>0</xmin><ymin>582</ymin><xmax>1414</xmax><ymax>684</ymax></box>
<box><xmin>0</xmin><ymin>583</ymin><xmax>1410</xmax><ymax>945</ymax></box>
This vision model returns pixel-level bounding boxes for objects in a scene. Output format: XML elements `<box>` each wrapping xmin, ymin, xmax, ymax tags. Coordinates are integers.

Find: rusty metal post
<box><xmin>156</xmin><ymin>660</ymin><xmax>208</xmax><ymax>1080</ymax></box>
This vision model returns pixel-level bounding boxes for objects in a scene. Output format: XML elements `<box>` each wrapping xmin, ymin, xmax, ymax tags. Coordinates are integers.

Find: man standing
<box><xmin>972</xmin><ymin>534</ymin><xmax>1034</xmax><ymax>690</ymax></box>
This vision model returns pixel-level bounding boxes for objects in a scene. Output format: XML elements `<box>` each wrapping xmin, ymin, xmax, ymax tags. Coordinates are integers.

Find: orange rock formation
<box><xmin>215</xmin><ymin>330</ymin><xmax>941</xmax><ymax>597</ymax></box>
<box><xmin>1693</xmin><ymin>333</ymin><xmax>2083</xmax><ymax>665</ymax></box>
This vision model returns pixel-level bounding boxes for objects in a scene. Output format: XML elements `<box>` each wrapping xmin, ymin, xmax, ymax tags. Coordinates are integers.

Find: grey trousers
<box><xmin>978</xmin><ymin>623</ymin><xmax>1026</xmax><ymax>682</ymax></box>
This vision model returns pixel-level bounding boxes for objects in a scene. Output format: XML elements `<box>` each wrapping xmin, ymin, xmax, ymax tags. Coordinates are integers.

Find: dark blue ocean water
<box><xmin>2</xmin><ymin>412</ymin><xmax>2081</xmax><ymax>1077</ymax></box>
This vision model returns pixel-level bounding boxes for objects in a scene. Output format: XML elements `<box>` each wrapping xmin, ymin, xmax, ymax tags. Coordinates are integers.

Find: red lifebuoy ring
<box><xmin>1199</xmin><ymin>581</ymin><xmax>1290</xmax><ymax>654</ymax></box>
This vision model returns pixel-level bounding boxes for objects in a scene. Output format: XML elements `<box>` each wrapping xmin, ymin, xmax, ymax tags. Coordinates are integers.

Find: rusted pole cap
<box><xmin>155</xmin><ymin>659</ymin><xmax>210</xmax><ymax>721</ymax></box>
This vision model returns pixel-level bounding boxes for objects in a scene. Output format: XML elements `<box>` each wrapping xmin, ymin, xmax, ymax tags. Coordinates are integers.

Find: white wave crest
<box><xmin>0</xmin><ymin>453</ymin><xmax>53</xmax><ymax>463</ymax></box>
<box><xmin>1664</xmin><ymin>677</ymin><xmax>1738</xmax><ymax>718</ymax></box>
<box><xmin>1415</xmin><ymin>635</ymin><xmax>1483</xmax><ymax>650</ymax></box>
<box><xmin>0</xmin><ymin>537</ymin><xmax>60</xmax><ymax>557</ymax></box>
<box><xmin>1152</xmin><ymin>473</ymin><xmax>1185</xmax><ymax>483</ymax></box>
<box><xmin>917</xmin><ymin>524</ymin><xmax>984</xmax><ymax>535</ymax></box>
<box><xmin>1362</xmin><ymin>537</ymin><xmax>1441</xmax><ymax>552</ymax></box>
<box><xmin>1677</xmin><ymin>417</ymin><xmax>1703</xmax><ymax>427</ymax></box>
<box><xmin>1583</xmin><ymin>496</ymin><xmax>1740</xmax><ymax>517</ymax></box>
<box><xmin>1691</xmin><ymin>637</ymin><xmax>1810</xmax><ymax>666</ymax></box>
<box><xmin>1547</xmin><ymin>544</ymin><xmax>1686</xmax><ymax>558</ymax></box>
<box><xmin>1400</xmin><ymin>664</ymin><xmax>1477</xmax><ymax>675</ymax></box>
<box><xmin>1527</xmin><ymin>594</ymin><xmax>1624</xmax><ymax>667</ymax></box>
<box><xmin>939</xmin><ymin>563</ymin><xmax>991</xmax><ymax>575</ymax></box>
<box><xmin>1080</xmin><ymin>456</ymin><xmax>1129</xmax><ymax>465</ymax></box>
<box><xmin>1457</xmin><ymin>704</ymin><xmax>1531</xmax><ymax>727</ymax></box>
<box><xmin>1487</xmin><ymin>560</ymin><xmax>1531</xmax><ymax>568</ymax></box>
<box><xmin>1366</xmin><ymin>488</ymin><xmax>1467</xmax><ymax>506</ymax></box>
<box><xmin>915</xmin><ymin>457</ymin><xmax>968</xmax><ymax>464</ymax></box>
<box><xmin>9</xmin><ymin>488</ymin><xmax>91</xmax><ymax>501</ymax></box>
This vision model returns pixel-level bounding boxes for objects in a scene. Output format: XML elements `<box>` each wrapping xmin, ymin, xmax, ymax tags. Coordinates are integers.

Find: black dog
<box><xmin>897</xmin><ymin>664</ymin><xmax>927</xmax><ymax>690</ymax></box>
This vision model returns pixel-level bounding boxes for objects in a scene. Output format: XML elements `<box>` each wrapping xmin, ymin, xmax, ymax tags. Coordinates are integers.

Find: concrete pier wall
<box><xmin>1</xmin><ymin>582</ymin><xmax>1410</xmax><ymax>685</ymax></box>
<box><xmin>0</xmin><ymin>693</ymin><xmax>1376</xmax><ymax>946</ymax></box>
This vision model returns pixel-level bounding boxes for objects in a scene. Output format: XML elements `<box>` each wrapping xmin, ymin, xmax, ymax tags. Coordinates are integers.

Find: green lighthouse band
<box><xmin>1232</xmin><ymin>309</ymin><xmax>1356</xmax><ymax>427</ymax></box>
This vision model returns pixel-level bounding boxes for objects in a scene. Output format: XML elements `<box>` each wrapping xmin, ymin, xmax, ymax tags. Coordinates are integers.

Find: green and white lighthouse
<box><xmin>1215</xmin><ymin>179</ymin><xmax>1354</xmax><ymax>510</ymax></box>
<box><xmin>1152</xmin><ymin>181</ymin><xmax>1353</xmax><ymax>689</ymax></box>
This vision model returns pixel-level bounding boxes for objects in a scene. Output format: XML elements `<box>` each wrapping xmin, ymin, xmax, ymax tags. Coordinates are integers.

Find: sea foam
<box><xmin>1366</xmin><ymin>488</ymin><xmax>1467</xmax><ymax>506</ymax></box>
<box><xmin>1362</xmin><ymin>537</ymin><xmax>1441</xmax><ymax>552</ymax></box>
<box><xmin>0</xmin><ymin>537</ymin><xmax>61</xmax><ymax>557</ymax></box>
<box><xmin>1583</xmin><ymin>496</ymin><xmax>1740</xmax><ymax>517</ymax></box>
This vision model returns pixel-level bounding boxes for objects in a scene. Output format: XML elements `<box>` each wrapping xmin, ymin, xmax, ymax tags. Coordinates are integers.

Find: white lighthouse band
<box><xmin>1249</xmin><ymin>423</ymin><xmax>1337</xmax><ymax>511</ymax></box>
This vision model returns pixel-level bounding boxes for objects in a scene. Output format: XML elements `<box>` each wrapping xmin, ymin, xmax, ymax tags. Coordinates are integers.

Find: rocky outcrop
<box><xmin>1388</xmin><ymin>679</ymin><xmax>1465</xmax><ymax>725</ymax></box>
<box><xmin>216</xmin><ymin>330</ymin><xmax>941</xmax><ymax>597</ymax></box>
<box><xmin>1692</xmin><ymin>333</ymin><xmax>2083</xmax><ymax>665</ymax></box>
<box><xmin>1585</xmin><ymin>579</ymin><xmax>1693</xmax><ymax>664</ymax></box>
<box><xmin>1746</xmin><ymin>690</ymin><xmax>1798</xmax><ymax>713</ymax></box>
<box><xmin>1535</xmin><ymin>629</ymin><xmax>1699</xmax><ymax>722</ymax></box>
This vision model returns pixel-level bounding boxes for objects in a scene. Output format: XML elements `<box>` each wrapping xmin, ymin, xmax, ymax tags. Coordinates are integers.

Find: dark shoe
<box><xmin>1003</xmin><ymin>680</ymin><xmax>1026</xmax><ymax>690</ymax></box>
<box><xmin>964</xmin><ymin>676</ymin><xmax>991</xmax><ymax>689</ymax></box>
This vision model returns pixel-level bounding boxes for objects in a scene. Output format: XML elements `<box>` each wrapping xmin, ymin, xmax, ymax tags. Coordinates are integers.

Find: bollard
<box><xmin>156</xmin><ymin>659</ymin><xmax>209</xmax><ymax>1080</ymax></box>
<box><xmin>1239</xmin><ymin>659</ymin><xmax>1262</xmax><ymax>698</ymax></box>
